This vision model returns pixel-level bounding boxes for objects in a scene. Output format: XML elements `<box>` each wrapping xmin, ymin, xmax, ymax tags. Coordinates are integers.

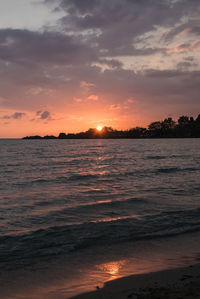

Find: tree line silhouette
<box><xmin>23</xmin><ymin>114</ymin><xmax>200</xmax><ymax>139</ymax></box>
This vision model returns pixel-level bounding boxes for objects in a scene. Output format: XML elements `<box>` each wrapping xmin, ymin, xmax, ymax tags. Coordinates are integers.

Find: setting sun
<box><xmin>97</xmin><ymin>125</ymin><xmax>103</xmax><ymax>131</ymax></box>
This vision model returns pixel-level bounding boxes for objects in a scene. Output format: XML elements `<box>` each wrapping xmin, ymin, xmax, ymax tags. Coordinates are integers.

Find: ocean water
<box><xmin>0</xmin><ymin>138</ymin><xmax>200</xmax><ymax>297</ymax></box>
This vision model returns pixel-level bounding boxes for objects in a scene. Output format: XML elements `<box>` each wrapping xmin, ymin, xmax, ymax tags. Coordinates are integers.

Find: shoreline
<box><xmin>1</xmin><ymin>231</ymin><xmax>200</xmax><ymax>298</ymax></box>
<box><xmin>70</xmin><ymin>263</ymin><xmax>200</xmax><ymax>299</ymax></box>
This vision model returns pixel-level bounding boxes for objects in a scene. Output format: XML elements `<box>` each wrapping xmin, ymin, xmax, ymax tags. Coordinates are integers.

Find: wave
<box><xmin>1</xmin><ymin>208</ymin><xmax>200</xmax><ymax>265</ymax></box>
<box><xmin>36</xmin><ymin>196</ymin><xmax>148</xmax><ymax>218</ymax></box>
<box><xmin>145</xmin><ymin>154</ymin><xmax>191</xmax><ymax>160</ymax></box>
<box><xmin>154</xmin><ymin>167</ymin><xmax>198</xmax><ymax>174</ymax></box>
<box><xmin>145</xmin><ymin>155</ymin><xmax>167</xmax><ymax>160</ymax></box>
<box><xmin>11</xmin><ymin>164</ymin><xmax>198</xmax><ymax>189</ymax></box>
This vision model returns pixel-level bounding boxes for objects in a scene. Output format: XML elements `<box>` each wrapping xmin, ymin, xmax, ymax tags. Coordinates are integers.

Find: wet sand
<box><xmin>70</xmin><ymin>263</ymin><xmax>200</xmax><ymax>299</ymax></box>
<box><xmin>1</xmin><ymin>232</ymin><xmax>200</xmax><ymax>298</ymax></box>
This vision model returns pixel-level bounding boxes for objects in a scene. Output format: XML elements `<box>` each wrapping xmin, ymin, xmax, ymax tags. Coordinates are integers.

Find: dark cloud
<box><xmin>50</xmin><ymin>0</ymin><xmax>200</xmax><ymax>55</ymax></box>
<box><xmin>185</xmin><ymin>56</ymin><xmax>195</xmax><ymax>61</ymax></box>
<box><xmin>177</xmin><ymin>61</ymin><xmax>197</xmax><ymax>69</ymax></box>
<box><xmin>99</xmin><ymin>59</ymin><xmax>123</xmax><ymax>69</ymax></box>
<box><xmin>1</xmin><ymin>112</ymin><xmax>26</xmax><ymax>119</ymax></box>
<box><xmin>13</xmin><ymin>112</ymin><xmax>25</xmax><ymax>119</ymax></box>
<box><xmin>36</xmin><ymin>110</ymin><xmax>42</xmax><ymax>116</ymax></box>
<box><xmin>0</xmin><ymin>0</ymin><xmax>199</xmax><ymax>70</ymax></box>
<box><xmin>188</xmin><ymin>26</ymin><xmax>200</xmax><ymax>35</ymax></box>
<box><xmin>163</xmin><ymin>19</ymin><xmax>200</xmax><ymax>42</ymax></box>
<box><xmin>37</xmin><ymin>110</ymin><xmax>51</xmax><ymax>119</ymax></box>
<box><xmin>163</xmin><ymin>24</ymin><xmax>187</xmax><ymax>42</ymax></box>
<box><xmin>0</xmin><ymin>29</ymin><xmax>98</xmax><ymax>66</ymax></box>
<box><xmin>144</xmin><ymin>69</ymin><xmax>184</xmax><ymax>78</ymax></box>
<box><xmin>0</xmin><ymin>0</ymin><xmax>200</xmax><ymax>125</ymax></box>
<box><xmin>40</xmin><ymin>111</ymin><xmax>50</xmax><ymax>119</ymax></box>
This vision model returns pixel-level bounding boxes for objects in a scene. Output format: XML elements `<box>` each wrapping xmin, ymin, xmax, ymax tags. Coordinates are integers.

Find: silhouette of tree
<box><xmin>194</xmin><ymin>114</ymin><xmax>200</xmax><ymax>137</ymax></box>
<box><xmin>196</xmin><ymin>114</ymin><xmax>200</xmax><ymax>123</ymax></box>
<box><xmin>44</xmin><ymin>135</ymin><xmax>56</xmax><ymax>139</ymax></box>
<box><xmin>178</xmin><ymin>115</ymin><xmax>190</xmax><ymax>126</ymax></box>
<box><xmin>58</xmin><ymin>132</ymin><xmax>67</xmax><ymax>139</ymax></box>
<box><xmin>160</xmin><ymin>118</ymin><xmax>176</xmax><ymax>137</ymax></box>
<box><xmin>148</xmin><ymin>121</ymin><xmax>162</xmax><ymax>130</ymax></box>
<box><xmin>128</xmin><ymin>127</ymin><xmax>147</xmax><ymax>138</ymax></box>
<box><xmin>148</xmin><ymin>121</ymin><xmax>162</xmax><ymax>137</ymax></box>
<box><xmin>162</xmin><ymin>118</ymin><xmax>176</xmax><ymax>129</ymax></box>
<box><xmin>23</xmin><ymin>113</ymin><xmax>200</xmax><ymax>139</ymax></box>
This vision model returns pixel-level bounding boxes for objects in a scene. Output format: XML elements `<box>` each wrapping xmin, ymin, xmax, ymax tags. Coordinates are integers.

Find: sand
<box><xmin>69</xmin><ymin>263</ymin><xmax>200</xmax><ymax>299</ymax></box>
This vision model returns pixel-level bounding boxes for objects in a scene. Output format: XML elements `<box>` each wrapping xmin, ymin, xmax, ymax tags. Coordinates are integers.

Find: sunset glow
<box><xmin>97</xmin><ymin>126</ymin><xmax>103</xmax><ymax>131</ymax></box>
<box><xmin>0</xmin><ymin>0</ymin><xmax>199</xmax><ymax>137</ymax></box>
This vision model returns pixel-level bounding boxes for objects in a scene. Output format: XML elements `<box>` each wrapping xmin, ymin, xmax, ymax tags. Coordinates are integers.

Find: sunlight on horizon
<box><xmin>97</xmin><ymin>125</ymin><xmax>103</xmax><ymax>131</ymax></box>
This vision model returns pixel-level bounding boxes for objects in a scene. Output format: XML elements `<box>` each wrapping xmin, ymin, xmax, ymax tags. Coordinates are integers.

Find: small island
<box><xmin>23</xmin><ymin>114</ymin><xmax>200</xmax><ymax>139</ymax></box>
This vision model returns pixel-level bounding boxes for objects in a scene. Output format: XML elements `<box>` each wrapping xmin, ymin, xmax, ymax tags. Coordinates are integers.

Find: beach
<box><xmin>70</xmin><ymin>263</ymin><xmax>200</xmax><ymax>299</ymax></box>
<box><xmin>1</xmin><ymin>230</ymin><xmax>200</xmax><ymax>299</ymax></box>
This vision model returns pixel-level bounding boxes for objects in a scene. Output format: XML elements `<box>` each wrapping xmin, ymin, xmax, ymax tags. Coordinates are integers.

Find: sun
<box><xmin>97</xmin><ymin>125</ymin><xmax>103</xmax><ymax>131</ymax></box>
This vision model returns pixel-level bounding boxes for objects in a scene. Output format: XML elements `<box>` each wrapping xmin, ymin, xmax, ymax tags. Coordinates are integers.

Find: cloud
<box><xmin>109</xmin><ymin>104</ymin><xmax>121</xmax><ymax>110</ymax></box>
<box><xmin>36</xmin><ymin>110</ymin><xmax>51</xmax><ymax>119</ymax></box>
<box><xmin>185</xmin><ymin>56</ymin><xmax>195</xmax><ymax>62</ymax></box>
<box><xmin>74</xmin><ymin>97</ymin><xmax>83</xmax><ymax>103</ymax></box>
<box><xmin>166</xmin><ymin>41</ymin><xmax>200</xmax><ymax>53</ymax></box>
<box><xmin>163</xmin><ymin>24</ymin><xmax>187</xmax><ymax>42</ymax></box>
<box><xmin>0</xmin><ymin>29</ymin><xmax>98</xmax><ymax>66</ymax></box>
<box><xmin>1</xmin><ymin>112</ymin><xmax>26</xmax><ymax>119</ymax></box>
<box><xmin>13</xmin><ymin>112</ymin><xmax>26</xmax><ymax>119</ymax></box>
<box><xmin>1</xmin><ymin>0</ymin><xmax>200</xmax><ymax>136</ymax></box>
<box><xmin>189</xmin><ymin>25</ymin><xmax>200</xmax><ymax>35</ymax></box>
<box><xmin>87</xmin><ymin>94</ymin><xmax>98</xmax><ymax>101</ymax></box>
<box><xmin>127</xmin><ymin>98</ymin><xmax>135</xmax><ymax>104</ymax></box>
<box><xmin>177</xmin><ymin>61</ymin><xmax>197</xmax><ymax>69</ymax></box>
<box><xmin>36</xmin><ymin>110</ymin><xmax>42</xmax><ymax>116</ymax></box>
<box><xmin>144</xmin><ymin>69</ymin><xmax>184</xmax><ymax>78</ymax></box>
<box><xmin>163</xmin><ymin>20</ymin><xmax>200</xmax><ymax>42</ymax></box>
<box><xmin>69</xmin><ymin>115</ymin><xmax>84</xmax><ymax>121</ymax></box>
<box><xmin>50</xmin><ymin>0</ymin><xmax>200</xmax><ymax>55</ymax></box>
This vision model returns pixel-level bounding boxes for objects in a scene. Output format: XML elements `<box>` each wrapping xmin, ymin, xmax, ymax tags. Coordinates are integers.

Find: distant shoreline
<box><xmin>1</xmin><ymin>137</ymin><xmax>200</xmax><ymax>139</ymax></box>
<box><xmin>22</xmin><ymin>114</ymin><xmax>200</xmax><ymax>139</ymax></box>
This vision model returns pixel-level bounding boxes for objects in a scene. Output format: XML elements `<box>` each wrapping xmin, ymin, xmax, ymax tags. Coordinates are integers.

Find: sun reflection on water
<box><xmin>97</xmin><ymin>260</ymin><xmax>126</xmax><ymax>280</ymax></box>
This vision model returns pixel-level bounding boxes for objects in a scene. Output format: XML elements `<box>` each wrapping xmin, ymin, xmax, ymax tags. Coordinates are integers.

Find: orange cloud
<box><xmin>109</xmin><ymin>104</ymin><xmax>121</xmax><ymax>110</ymax></box>
<box><xmin>87</xmin><ymin>94</ymin><xmax>99</xmax><ymax>101</ymax></box>
<box><xmin>167</xmin><ymin>41</ymin><xmax>200</xmax><ymax>53</ymax></box>
<box><xmin>127</xmin><ymin>98</ymin><xmax>135</xmax><ymax>104</ymax></box>
<box><xmin>74</xmin><ymin>97</ymin><xmax>83</xmax><ymax>103</ymax></box>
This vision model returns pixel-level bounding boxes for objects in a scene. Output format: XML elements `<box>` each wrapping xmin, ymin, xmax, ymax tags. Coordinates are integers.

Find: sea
<box><xmin>0</xmin><ymin>138</ymin><xmax>200</xmax><ymax>298</ymax></box>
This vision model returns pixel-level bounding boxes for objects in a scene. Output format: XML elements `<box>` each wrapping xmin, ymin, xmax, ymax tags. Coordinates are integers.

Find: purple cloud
<box><xmin>0</xmin><ymin>0</ymin><xmax>200</xmax><ymax>130</ymax></box>
<box><xmin>1</xmin><ymin>112</ymin><xmax>26</xmax><ymax>119</ymax></box>
<box><xmin>36</xmin><ymin>110</ymin><xmax>51</xmax><ymax>119</ymax></box>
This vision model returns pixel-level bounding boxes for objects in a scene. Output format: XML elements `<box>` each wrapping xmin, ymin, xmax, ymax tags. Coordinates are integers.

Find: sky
<box><xmin>0</xmin><ymin>0</ymin><xmax>200</xmax><ymax>137</ymax></box>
